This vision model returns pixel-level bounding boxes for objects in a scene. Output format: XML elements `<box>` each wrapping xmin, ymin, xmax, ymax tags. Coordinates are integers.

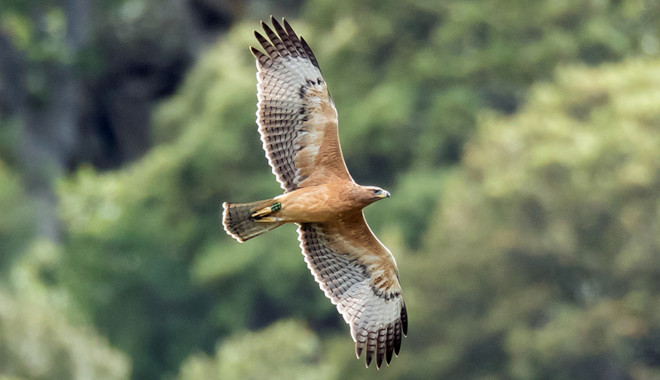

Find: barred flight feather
<box><xmin>252</xmin><ymin>16</ymin><xmax>351</xmax><ymax>192</ymax></box>
<box><xmin>297</xmin><ymin>219</ymin><xmax>407</xmax><ymax>369</ymax></box>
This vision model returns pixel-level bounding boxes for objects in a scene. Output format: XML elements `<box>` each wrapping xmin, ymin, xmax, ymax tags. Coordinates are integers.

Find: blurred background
<box><xmin>1</xmin><ymin>0</ymin><xmax>660</xmax><ymax>379</ymax></box>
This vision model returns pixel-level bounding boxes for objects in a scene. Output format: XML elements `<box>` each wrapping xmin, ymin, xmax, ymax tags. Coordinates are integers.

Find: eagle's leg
<box><xmin>251</xmin><ymin>202</ymin><xmax>282</xmax><ymax>219</ymax></box>
<box><xmin>254</xmin><ymin>216</ymin><xmax>284</xmax><ymax>222</ymax></box>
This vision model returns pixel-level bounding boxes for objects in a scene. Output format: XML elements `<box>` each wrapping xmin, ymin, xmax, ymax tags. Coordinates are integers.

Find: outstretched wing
<box><xmin>297</xmin><ymin>213</ymin><xmax>408</xmax><ymax>369</ymax></box>
<box><xmin>251</xmin><ymin>17</ymin><xmax>353</xmax><ymax>192</ymax></box>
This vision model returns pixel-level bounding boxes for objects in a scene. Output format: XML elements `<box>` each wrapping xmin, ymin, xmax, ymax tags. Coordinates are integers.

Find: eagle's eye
<box><xmin>373</xmin><ymin>188</ymin><xmax>381</xmax><ymax>195</ymax></box>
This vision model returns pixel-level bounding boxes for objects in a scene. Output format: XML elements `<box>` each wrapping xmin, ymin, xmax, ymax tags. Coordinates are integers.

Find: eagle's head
<box><xmin>360</xmin><ymin>185</ymin><xmax>390</xmax><ymax>206</ymax></box>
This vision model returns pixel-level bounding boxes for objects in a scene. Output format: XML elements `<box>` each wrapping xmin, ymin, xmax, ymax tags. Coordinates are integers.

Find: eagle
<box><xmin>222</xmin><ymin>16</ymin><xmax>407</xmax><ymax>369</ymax></box>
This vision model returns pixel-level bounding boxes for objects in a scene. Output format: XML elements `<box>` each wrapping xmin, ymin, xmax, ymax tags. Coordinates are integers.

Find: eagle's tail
<box><xmin>222</xmin><ymin>199</ymin><xmax>284</xmax><ymax>242</ymax></box>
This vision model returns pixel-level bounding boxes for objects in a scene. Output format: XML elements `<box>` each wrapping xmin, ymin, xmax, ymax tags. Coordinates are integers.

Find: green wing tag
<box><xmin>270</xmin><ymin>202</ymin><xmax>282</xmax><ymax>212</ymax></box>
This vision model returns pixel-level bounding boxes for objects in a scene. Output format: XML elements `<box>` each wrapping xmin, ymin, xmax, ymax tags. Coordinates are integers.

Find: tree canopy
<box><xmin>1</xmin><ymin>0</ymin><xmax>659</xmax><ymax>379</ymax></box>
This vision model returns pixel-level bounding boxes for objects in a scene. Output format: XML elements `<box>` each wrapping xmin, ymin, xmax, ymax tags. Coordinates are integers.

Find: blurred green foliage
<box><xmin>0</xmin><ymin>240</ymin><xmax>130</xmax><ymax>380</ymax></box>
<box><xmin>0</xmin><ymin>163</ymin><xmax>35</xmax><ymax>273</ymax></box>
<box><xmin>177</xmin><ymin>320</ymin><xmax>337</xmax><ymax>380</ymax></box>
<box><xmin>1</xmin><ymin>0</ymin><xmax>660</xmax><ymax>379</ymax></box>
<box><xmin>402</xmin><ymin>58</ymin><xmax>660</xmax><ymax>379</ymax></box>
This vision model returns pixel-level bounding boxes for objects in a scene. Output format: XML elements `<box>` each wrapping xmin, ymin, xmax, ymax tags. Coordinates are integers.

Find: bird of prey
<box><xmin>222</xmin><ymin>16</ymin><xmax>407</xmax><ymax>369</ymax></box>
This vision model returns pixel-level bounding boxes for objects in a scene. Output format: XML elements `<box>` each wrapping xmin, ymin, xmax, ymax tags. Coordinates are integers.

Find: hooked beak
<box><xmin>378</xmin><ymin>190</ymin><xmax>391</xmax><ymax>199</ymax></box>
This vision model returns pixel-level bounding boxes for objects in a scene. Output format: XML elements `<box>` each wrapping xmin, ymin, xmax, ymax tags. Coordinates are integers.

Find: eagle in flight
<box><xmin>222</xmin><ymin>16</ymin><xmax>407</xmax><ymax>369</ymax></box>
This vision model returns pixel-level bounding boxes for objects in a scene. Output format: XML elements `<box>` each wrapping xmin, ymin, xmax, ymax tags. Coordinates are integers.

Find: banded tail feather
<box><xmin>222</xmin><ymin>199</ymin><xmax>284</xmax><ymax>242</ymax></box>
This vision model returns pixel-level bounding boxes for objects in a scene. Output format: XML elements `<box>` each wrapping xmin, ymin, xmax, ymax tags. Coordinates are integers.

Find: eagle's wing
<box><xmin>297</xmin><ymin>212</ymin><xmax>408</xmax><ymax>369</ymax></box>
<box><xmin>251</xmin><ymin>17</ymin><xmax>353</xmax><ymax>192</ymax></box>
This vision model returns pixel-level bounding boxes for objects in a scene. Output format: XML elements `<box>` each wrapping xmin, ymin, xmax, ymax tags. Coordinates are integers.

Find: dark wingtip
<box><xmin>271</xmin><ymin>17</ymin><xmax>284</xmax><ymax>34</ymax></box>
<box><xmin>401</xmin><ymin>303</ymin><xmax>408</xmax><ymax>336</ymax></box>
<box><xmin>283</xmin><ymin>18</ymin><xmax>295</xmax><ymax>34</ymax></box>
<box><xmin>394</xmin><ymin>328</ymin><xmax>402</xmax><ymax>355</ymax></box>
<box><xmin>261</xmin><ymin>20</ymin><xmax>275</xmax><ymax>37</ymax></box>
<box><xmin>376</xmin><ymin>352</ymin><xmax>384</xmax><ymax>369</ymax></box>
<box><xmin>250</xmin><ymin>46</ymin><xmax>269</xmax><ymax>67</ymax></box>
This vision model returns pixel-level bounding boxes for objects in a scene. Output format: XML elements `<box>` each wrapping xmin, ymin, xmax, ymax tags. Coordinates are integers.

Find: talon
<box><xmin>251</xmin><ymin>202</ymin><xmax>282</xmax><ymax>219</ymax></box>
<box><xmin>254</xmin><ymin>216</ymin><xmax>283</xmax><ymax>223</ymax></box>
<box><xmin>252</xmin><ymin>207</ymin><xmax>271</xmax><ymax>219</ymax></box>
